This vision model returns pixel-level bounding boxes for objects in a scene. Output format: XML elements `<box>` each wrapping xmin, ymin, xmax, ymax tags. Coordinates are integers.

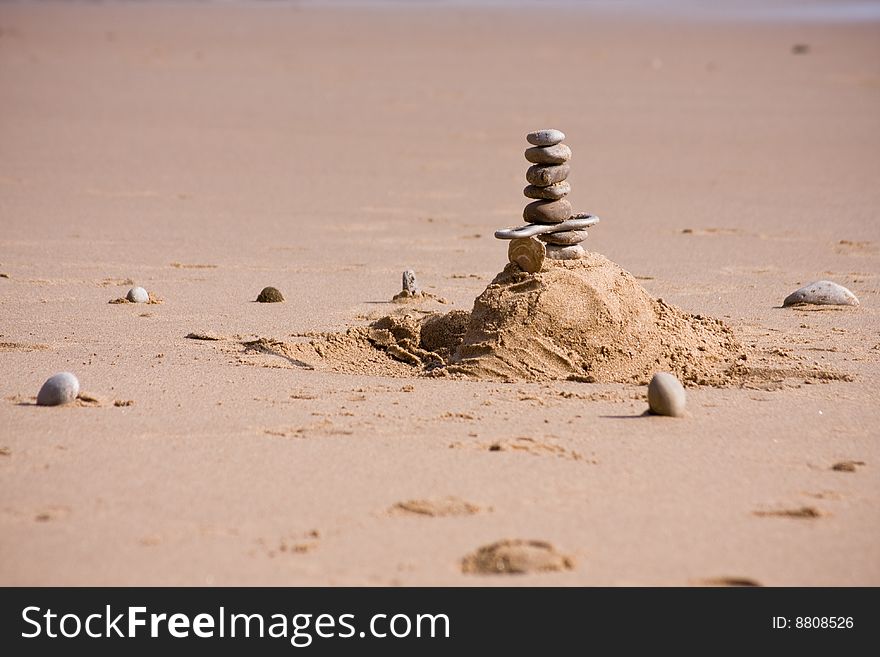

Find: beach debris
<box><xmin>392</xmin><ymin>269</ymin><xmax>451</xmax><ymax>304</ymax></box>
<box><xmin>256</xmin><ymin>286</ymin><xmax>284</xmax><ymax>303</ymax></box>
<box><xmin>391</xmin><ymin>496</ymin><xmax>481</xmax><ymax>517</ymax></box>
<box><xmin>402</xmin><ymin>269</ymin><xmax>421</xmax><ymax>295</ymax></box>
<box><xmin>36</xmin><ymin>372</ymin><xmax>80</xmax><ymax>406</ymax></box>
<box><xmin>496</xmin><ymin>129</ymin><xmax>600</xmax><ymax>266</ymax></box>
<box><xmin>783</xmin><ymin>280</ymin><xmax>859</xmax><ymax>307</ymax></box>
<box><xmin>462</xmin><ymin>539</ymin><xmax>574</xmax><ymax>575</ymax></box>
<box><xmin>508</xmin><ymin>238</ymin><xmax>545</xmax><ymax>274</ymax></box>
<box><xmin>831</xmin><ymin>460</ymin><xmax>865</xmax><ymax>472</ymax></box>
<box><xmin>791</xmin><ymin>43</ymin><xmax>810</xmax><ymax>55</ymax></box>
<box><xmin>393</xmin><ymin>270</ymin><xmax>424</xmax><ymax>302</ymax></box>
<box><xmin>647</xmin><ymin>372</ymin><xmax>687</xmax><ymax>417</ymax></box>
<box><xmin>753</xmin><ymin>506</ymin><xmax>823</xmax><ymax>519</ymax></box>
<box><xmin>185</xmin><ymin>331</ymin><xmax>224</xmax><ymax>341</ymax></box>
<box><xmin>126</xmin><ymin>286</ymin><xmax>149</xmax><ymax>303</ymax></box>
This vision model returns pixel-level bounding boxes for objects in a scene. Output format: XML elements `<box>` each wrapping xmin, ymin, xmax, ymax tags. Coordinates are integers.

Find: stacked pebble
<box><xmin>523</xmin><ymin>129</ymin><xmax>585</xmax><ymax>260</ymax></box>
<box><xmin>495</xmin><ymin>129</ymin><xmax>599</xmax><ymax>263</ymax></box>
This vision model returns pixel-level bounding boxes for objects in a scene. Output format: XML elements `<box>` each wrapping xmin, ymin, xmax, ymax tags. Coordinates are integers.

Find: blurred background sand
<box><xmin>1</xmin><ymin>1</ymin><xmax>878</xmax><ymax>585</ymax></box>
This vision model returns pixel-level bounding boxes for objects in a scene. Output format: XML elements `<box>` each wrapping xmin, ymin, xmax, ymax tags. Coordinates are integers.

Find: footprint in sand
<box><xmin>391</xmin><ymin>497</ymin><xmax>483</xmax><ymax>518</ymax></box>
<box><xmin>466</xmin><ymin>436</ymin><xmax>594</xmax><ymax>463</ymax></box>
<box><xmin>462</xmin><ymin>539</ymin><xmax>574</xmax><ymax>575</ymax></box>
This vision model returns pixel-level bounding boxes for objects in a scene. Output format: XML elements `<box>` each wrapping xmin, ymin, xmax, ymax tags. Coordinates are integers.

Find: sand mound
<box><xmin>446</xmin><ymin>253</ymin><xmax>743</xmax><ymax>384</ymax></box>
<box><xmin>240</xmin><ymin>253</ymin><xmax>748</xmax><ymax>385</ymax></box>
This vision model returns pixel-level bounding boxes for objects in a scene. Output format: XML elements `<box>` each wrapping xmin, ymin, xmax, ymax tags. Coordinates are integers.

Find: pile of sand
<box><xmin>269</xmin><ymin>252</ymin><xmax>746</xmax><ymax>385</ymax></box>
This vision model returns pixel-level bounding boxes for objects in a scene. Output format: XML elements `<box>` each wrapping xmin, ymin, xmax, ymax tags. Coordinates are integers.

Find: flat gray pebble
<box><xmin>647</xmin><ymin>372</ymin><xmax>686</xmax><ymax>417</ymax></box>
<box><xmin>526</xmin><ymin>129</ymin><xmax>565</xmax><ymax>147</ymax></box>
<box><xmin>524</xmin><ymin>143</ymin><xmax>571</xmax><ymax>165</ymax></box>
<box><xmin>126</xmin><ymin>287</ymin><xmax>149</xmax><ymax>303</ymax></box>
<box><xmin>538</xmin><ymin>230</ymin><xmax>589</xmax><ymax>245</ymax></box>
<box><xmin>526</xmin><ymin>163</ymin><xmax>570</xmax><ymax>187</ymax></box>
<box><xmin>37</xmin><ymin>372</ymin><xmax>80</xmax><ymax>406</ymax></box>
<box><xmin>523</xmin><ymin>198</ymin><xmax>572</xmax><ymax>224</ymax></box>
<box><xmin>524</xmin><ymin>181</ymin><xmax>570</xmax><ymax>200</ymax></box>
<box><xmin>545</xmin><ymin>244</ymin><xmax>585</xmax><ymax>260</ymax></box>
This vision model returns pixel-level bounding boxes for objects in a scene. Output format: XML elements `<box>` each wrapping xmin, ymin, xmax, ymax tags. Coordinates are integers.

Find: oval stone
<box><xmin>538</xmin><ymin>230</ymin><xmax>589</xmax><ymax>245</ymax></box>
<box><xmin>524</xmin><ymin>143</ymin><xmax>571</xmax><ymax>165</ymax></box>
<box><xmin>647</xmin><ymin>372</ymin><xmax>686</xmax><ymax>417</ymax></box>
<box><xmin>37</xmin><ymin>372</ymin><xmax>80</xmax><ymax>406</ymax></box>
<box><xmin>256</xmin><ymin>286</ymin><xmax>284</xmax><ymax>303</ymax></box>
<box><xmin>526</xmin><ymin>163</ymin><xmax>570</xmax><ymax>187</ymax></box>
<box><xmin>523</xmin><ymin>199</ymin><xmax>572</xmax><ymax>224</ymax></box>
<box><xmin>126</xmin><ymin>287</ymin><xmax>149</xmax><ymax>303</ymax></box>
<box><xmin>526</xmin><ymin>129</ymin><xmax>565</xmax><ymax>147</ymax></box>
<box><xmin>545</xmin><ymin>244</ymin><xmax>585</xmax><ymax>260</ymax></box>
<box><xmin>783</xmin><ymin>280</ymin><xmax>859</xmax><ymax>307</ymax></box>
<box><xmin>524</xmin><ymin>181</ymin><xmax>570</xmax><ymax>200</ymax></box>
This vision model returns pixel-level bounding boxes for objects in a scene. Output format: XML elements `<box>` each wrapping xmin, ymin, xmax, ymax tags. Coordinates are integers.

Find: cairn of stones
<box><xmin>495</xmin><ymin>129</ymin><xmax>599</xmax><ymax>267</ymax></box>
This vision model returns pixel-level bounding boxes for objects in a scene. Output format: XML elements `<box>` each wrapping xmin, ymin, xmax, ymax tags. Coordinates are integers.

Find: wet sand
<box><xmin>0</xmin><ymin>2</ymin><xmax>878</xmax><ymax>585</ymax></box>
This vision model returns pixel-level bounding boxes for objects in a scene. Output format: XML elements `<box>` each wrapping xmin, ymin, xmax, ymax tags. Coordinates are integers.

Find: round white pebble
<box><xmin>126</xmin><ymin>286</ymin><xmax>149</xmax><ymax>303</ymax></box>
<box><xmin>647</xmin><ymin>372</ymin><xmax>686</xmax><ymax>417</ymax></box>
<box><xmin>37</xmin><ymin>372</ymin><xmax>80</xmax><ymax>406</ymax></box>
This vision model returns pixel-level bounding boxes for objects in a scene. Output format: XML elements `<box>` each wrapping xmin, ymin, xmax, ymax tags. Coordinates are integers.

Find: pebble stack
<box><xmin>495</xmin><ymin>129</ymin><xmax>599</xmax><ymax>263</ymax></box>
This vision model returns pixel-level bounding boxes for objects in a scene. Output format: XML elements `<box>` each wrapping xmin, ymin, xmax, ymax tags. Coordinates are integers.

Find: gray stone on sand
<box><xmin>126</xmin><ymin>287</ymin><xmax>149</xmax><ymax>303</ymax></box>
<box><xmin>523</xmin><ymin>198</ymin><xmax>572</xmax><ymax>224</ymax></box>
<box><xmin>647</xmin><ymin>372</ymin><xmax>686</xmax><ymax>417</ymax></box>
<box><xmin>783</xmin><ymin>280</ymin><xmax>859</xmax><ymax>307</ymax></box>
<box><xmin>494</xmin><ymin>214</ymin><xmax>599</xmax><ymax>240</ymax></box>
<box><xmin>545</xmin><ymin>244</ymin><xmax>585</xmax><ymax>260</ymax></box>
<box><xmin>402</xmin><ymin>269</ymin><xmax>421</xmax><ymax>295</ymax></box>
<box><xmin>256</xmin><ymin>286</ymin><xmax>284</xmax><ymax>303</ymax></box>
<box><xmin>37</xmin><ymin>372</ymin><xmax>80</xmax><ymax>406</ymax></box>
<box><xmin>524</xmin><ymin>181</ymin><xmax>570</xmax><ymax>201</ymax></box>
<box><xmin>524</xmin><ymin>143</ymin><xmax>572</xmax><ymax>165</ymax></box>
<box><xmin>538</xmin><ymin>230</ymin><xmax>589</xmax><ymax>246</ymax></box>
<box><xmin>526</xmin><ymin>163</ymin><xmax>570</xmax><ymax>187</ymax></box>
<box><xmin>526</xmin><ymin>129</ymin><xmax>565</xmax><ymax>147</ymax></box>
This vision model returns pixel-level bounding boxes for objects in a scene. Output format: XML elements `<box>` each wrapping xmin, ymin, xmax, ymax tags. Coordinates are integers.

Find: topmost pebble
<box><xmin>527</xmin><ymin>129</ymin><xmax>565</xmax><ymax>147</ymax></box>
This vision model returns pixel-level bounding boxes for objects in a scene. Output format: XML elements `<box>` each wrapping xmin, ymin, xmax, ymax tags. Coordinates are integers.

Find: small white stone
<box><xmin>783</xmin><ymin>280</ymin><xmax>859</xmax><ymax>307</ymax></box>
<box><xmin>126</xmin><ymin>286</ymin><xmax>149</xmax><ymax>303</ymax></box>
<box><xmin>647</xmin><ymin>372</ymin><xmax>686</xmax><ymax>417</ymax></box>
<box><xmin>545</xmin><ymin>244</ymin><xmax>585</xmax><ymax>260</ymax></box>
<box><xmin>527</xmin><ymin>129</ymin><xmax>565</xmax><ymax>147</ymax></box>
<box><xmin>37</xmin><ymin>372</ymin><xmax>80</xmax><ymax>406</ymax></box>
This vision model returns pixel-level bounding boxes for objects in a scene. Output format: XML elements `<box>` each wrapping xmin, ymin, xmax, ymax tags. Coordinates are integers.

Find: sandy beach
<box><xmin>1</xmin><ymin>1</ymin><xmax>878</xmax><ymax>586</ymax></box>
